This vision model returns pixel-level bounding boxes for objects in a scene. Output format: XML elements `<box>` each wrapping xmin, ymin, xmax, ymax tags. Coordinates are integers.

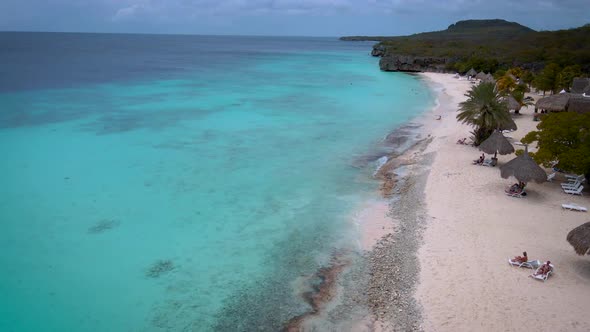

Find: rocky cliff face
<box><xmin>371</xmin><ymin>45</ymin><xmax>386</xmax><ymax>57</ymax></box>
<box><xmin>378</xmin><ymin>55</ymin><xmax>449</xmax><ymax>73</ymax></box>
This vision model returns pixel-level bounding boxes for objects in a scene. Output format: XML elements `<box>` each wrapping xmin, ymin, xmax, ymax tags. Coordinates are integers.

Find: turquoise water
<box><xmin>0</xmin><ymin>34</ymin><xmax>433</xmax><ymax>331</ymax></box>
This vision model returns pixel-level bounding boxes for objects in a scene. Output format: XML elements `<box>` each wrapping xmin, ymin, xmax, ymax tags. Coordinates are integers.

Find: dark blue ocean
<box><xmin>0</xmin><ymin>32</ymin><xmax>433</xmax><ymax>331</ymax></box>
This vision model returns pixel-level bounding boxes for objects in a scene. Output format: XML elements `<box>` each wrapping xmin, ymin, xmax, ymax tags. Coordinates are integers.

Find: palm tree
<box><xmin>496</xmin><ymin>74</ymin><xmax>516</xmax><ymax>94</ymax></box>
<box><xmin>457</xmin><ymin>82</ymin><xmax>512</xmax><ymax>145</ymax></box>
<box><xmin>511</xmin><ymin>91</ymin><xmax>534</xmax><ymax>114</ymax></box>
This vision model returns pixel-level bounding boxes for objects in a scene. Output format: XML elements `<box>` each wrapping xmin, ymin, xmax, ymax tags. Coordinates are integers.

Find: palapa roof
<box><xmin>478</xmin><ymin>131</ymin><xmax>515</xmax><ymax>155</ymax></box>
<box><xmin>567</xmin><ymin>222</ymin><xmax>590</xmax><ymax>255</ymax></box>
<box><xmin>536</xmin><ymin>93</ymin><xmax>590</xmax><ymax>113</ymax></box>
<box><xmin>571</xmin><ymin>78</ymin><xmax>590</xmax><ymax>94</ymax></box>
<box><xmin>500</xmin><ymin>147</ymin><xmax>547</xmax><ymax>184</ymax></box>
<box><xmin>475</xmin><ymin>71</ymin><xmax>487</xmax><ymax>80</ymax></box>
<box><xmin>466</xmin><ymin>68</ymin><xmax>477</xmax><ymax>77</ymax></box>
<box><xmin>483</xmin><ymin>73</ymin><xmax>495</xmax><ymax>83</ymax></box>
<box><xmin>568</xmin><ymin>96</ymin><xmax>590</xmax><ymax>114</ymax></box>
<box><xmin>506</xmin><ymin>95</ymin><xmax>521</xmax><ymax>111</ymax></box>
<box><xmin>498</xmin><ymin>117</ymin><xmax>518</xmax><ymax>131</ymax></box>
<box><xmin>535</xmin><ymin>93</ymin><xmax>571</xmax><ymax>112</ymax></box>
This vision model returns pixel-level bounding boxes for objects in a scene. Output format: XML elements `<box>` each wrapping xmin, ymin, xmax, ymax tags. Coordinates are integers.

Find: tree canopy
<box><xmin>522</xmin><ymin>112</ymin><xmax>590</xmax><ymax>180</ymax></box>
<box><xmin>457</xmin><ymin>82</ymin><xmax>512</xmax><ymax>145</ymax></box>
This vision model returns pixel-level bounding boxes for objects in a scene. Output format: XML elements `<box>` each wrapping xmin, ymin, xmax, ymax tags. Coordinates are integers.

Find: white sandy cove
<box><xmin>416</xmin><ymin>73</ymin><xmax>590</xmax><ymax>332</ymax></box>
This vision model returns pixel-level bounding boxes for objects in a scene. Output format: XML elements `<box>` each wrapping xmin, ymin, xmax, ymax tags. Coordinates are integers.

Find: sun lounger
<box><xmin>508</xmin><ymin>258</ymin><xmax>542</xmax><ymax>269</ymax></box>
<box><xmin>482</xmin><ymin>159</ymin><xmax>495</xmax><ymax>167</ymax></box>
<box><xmin>530</xmin><ymin>263</ymin><xmax>554</xmax><ymax>282</ymax></box>
<box><xmin>564</xmin><ymin>186</ymin><xmax>584</xmax><ymax>195</ymax></box>
<box><xmin>505</xmin><ymin>190</ymin><xmax>526</xmax><ymax>198</ymax></box>
<box><xmin>561</xmin><ymin>203</ymin><xmax>588</xmax><ymax>212</ymax></box>
<box><xmin>562</xmin><ymin>181</ymin><xmax>581</xmax><ymax>189</ymax></box>
<box><xmin>565</xmin><ymin>174</ymin><xmax>584</xmax><ymax>181</ymax></box>
<box><xmin>547</xmin><ymin>173</ymin><xmax>556</xmax><ymax>182</ymax></box>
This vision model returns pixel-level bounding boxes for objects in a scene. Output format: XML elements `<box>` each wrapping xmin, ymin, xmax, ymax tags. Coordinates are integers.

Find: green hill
<box><xmin>342</xmin><ymin>19</ymin><xmax>590</xmax><ymax>73</ymax></box>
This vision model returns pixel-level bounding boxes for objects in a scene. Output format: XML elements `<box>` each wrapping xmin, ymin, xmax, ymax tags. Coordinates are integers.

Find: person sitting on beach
<box><xmin>473</xmin><ymin>153</ymin><xmax>485</xmax><ymax>165</ymax></box>
<box><xmin>513</xmin><ymin>251</ymin><xmax>528</xmax><ymax>263</ymax></box>
<box><xmin>506</xmin><ymin>183</ymin><xmax>523</xmax><ymax>194</ymax></box>
<box><xmin>536</xmin><ymin>261</ymin><xmax>552</xmax><ymax>275</ymax></box>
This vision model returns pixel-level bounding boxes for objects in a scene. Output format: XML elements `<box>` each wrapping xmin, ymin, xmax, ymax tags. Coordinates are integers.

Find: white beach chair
<box><xmin>565</xmin><ymin>174</ymin><xmax>584</xmax><ymax>181</ymax></box>
<box><xmin>547</xmin><ymin>173</ymin><xmax>556</xmax><ymax>182</ymax></box>
<box><xmin>530</xmin><ymin>263</ymin><xmax>554</xmax><ymax>282</ymax></box>
<box><xmin>561</xmin><ymin>181</ymin><xmax>581</xmax><ymax>189</ymax></box>
<box><xmin>508</xmin><ymin>258</ymin><xmax>542</xmax><ymax>269</ymax></box>
<box><xmin>561</xmin><ymin>203</ymin><xmax>588</xmax><ymax>212</ymax></box>
<box><xmin>564</xmin><ymin>186</ymin><xmax>584</xmax><ymax>195</ymax></box>
<box><xmin>505</xmin><ymin>190</ymin><xmax>526</xmax><ymax>198</ymax></box>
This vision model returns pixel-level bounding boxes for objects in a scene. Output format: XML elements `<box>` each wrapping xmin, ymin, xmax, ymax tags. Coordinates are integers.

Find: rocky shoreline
<box><xmin>367</xmin><ymin>135</ymin><xmax>434</xmax><ymax>331</ymax></box>
<box><xmin>279</xmin><ymin>123</ymin><xmax>436</xmax><ymax>331</ymax></box>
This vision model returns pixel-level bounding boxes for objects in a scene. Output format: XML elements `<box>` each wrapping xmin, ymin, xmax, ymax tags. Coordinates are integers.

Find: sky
<box><xmin>0</xmin><ymin>0</ymin><xmax>588</xmax><ymax>36</ymax></box>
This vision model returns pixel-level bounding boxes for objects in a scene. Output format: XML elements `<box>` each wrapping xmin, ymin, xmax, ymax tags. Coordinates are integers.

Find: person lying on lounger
<box><xmin>513</xmin><ymin>251</ymin><xmax>528</xmax><ymax>263</ymax></box>
<box><xmin>537</xmin><ymin>261</ymin><xmax>552</xmax><ymax>275</ymax></box>
<box><xmin>506</xmin><ymin>182</ymin><xmax>526</xmax><ymax>193</ymax></box>
<box><xmin>456</xmin><ymin>138</ymin><xmax>467</xmax><ymax>145</ymax></box>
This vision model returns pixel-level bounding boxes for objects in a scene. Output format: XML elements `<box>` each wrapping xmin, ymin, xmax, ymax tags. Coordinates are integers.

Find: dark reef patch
<box><xmin>87</xmin><ymin>219</ymin><xmax>121</xmax><ymax>234</ymax></box>
<box><xmin>146</xmin><ymin>260</ymin><xmax>175</xmax><ymax>278</ymax></box>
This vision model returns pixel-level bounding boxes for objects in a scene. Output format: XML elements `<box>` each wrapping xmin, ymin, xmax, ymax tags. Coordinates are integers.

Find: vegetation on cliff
<box><xmin>343</xmin><ymin>19</ymin><xmax>590</xmax><ymax>74</ymax></box>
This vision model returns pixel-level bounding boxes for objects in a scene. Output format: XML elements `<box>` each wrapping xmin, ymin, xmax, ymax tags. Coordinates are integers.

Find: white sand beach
<box><xmin>416</xmin><ymin>73</ymin><xmax>590</xmax><ymax>331</ymax></box>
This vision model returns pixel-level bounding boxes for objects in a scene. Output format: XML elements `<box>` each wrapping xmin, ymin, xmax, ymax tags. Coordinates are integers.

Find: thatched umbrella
<box><xmin>466</xmin><ymin>68</ymin><xmax>477</xmax><ymax>77</ymax></box>
<box><xmin>567</xmin><ymin>222</ymin><xmax>590</xmax><ymax>255</ymax></box>
<box><xmin>535</xmin><ymin>93</ymin><xmax>570</xmax><ymax>112</ymax></box>
<box><xmin>500</xmin><ymin>146</ymin><xmax>547</xmax><ymax>184</ymax></box>
<box><xmin>479</xmin><ymin>131</ymin><xmax>514</xmax><ymax>158</ymax></box>
<box><xmin>483</xmin><ymin>73</ymin><xmax>495</xmax><ymax>84</ymax></box>
<box><xmin>506</xmin><ymin>95</ymin><xmax>521</xmax><ymax>112</ymax></box>
<box><xmin>497</xmin><ymin>117</ymin><xmax>517</xmax><ymax>131</ymax></box>
<box><xmin>475</xmin><ymin>71</ymin><xmax>486</xmax><ymax>80</ymax></box>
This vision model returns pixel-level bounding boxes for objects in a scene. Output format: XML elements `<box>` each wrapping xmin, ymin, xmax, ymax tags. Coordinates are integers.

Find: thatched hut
<box><xmin>568</xmin><ymin>96</ymin><xmax>590</xmax><ymax>114</ymax></box>
<box><xmin>466</xmin><ymin>68</ymin><xmax>477</xmax><ymax>77</ymax></box>
<box><xmin>535</xmin><ymin>93</ymin><xmax>571</xmax><ymax>112</ymax></box>
<box><xmin>571</xmin><ymin>78</ymin><xmax>590</xmax><ymax>94</ymax></box>
<box><xmin>483</xmin><ymin>73</ymin><xmax>495</xmax><ymax>84</ymax></box>
<box><xmin>567</xmin><ymin>222</ymin><xmax>590</xmax><ymax>255</ymax></box>
<box><xmin>475</xmin><ymin>71</ymin><xmax>486</xmax><ymax>80</ymax></box>
<box><xmin>506</xmin><ymin>95</ymin><xmax>521</xmax><ymax>112</ymax></box>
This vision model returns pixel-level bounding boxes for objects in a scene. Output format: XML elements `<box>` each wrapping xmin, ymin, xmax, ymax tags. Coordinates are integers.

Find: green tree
<box><xmin>456</xmin><ymin>82</ymin><xmax>512</xmax><ymax>145</ymax></box>
<box><xmin>521</xmin><ymin>70</ymin><xmax>535</xmax><ymax>89</ymax></box>
<box><xmin>533</xmin><ymin>63</ymin><xmax>561</xmax><ymax>94</ymax></box>
<box><xmin>558</xmin><ymin>65</ymin><xmax>582</xmax><ymax>91</ymax></box>
<box><xmin>522</xmin><ymin>112</ymin><xmax>590</xmax><ymax>181</ymax></box>
<box><xmin>511</xmin><ymin>90</ymin><xmax>534</xmax><ymax>114</ymax></box>
<box><xmin>507</xmin><ymin>67</ymin><xmax>524</xmax><ymax>79</ymax></box>
<box><xmin>497</xmin><ymin>74</ymin><xmax>517</xmax><ymax>94</ymax></box>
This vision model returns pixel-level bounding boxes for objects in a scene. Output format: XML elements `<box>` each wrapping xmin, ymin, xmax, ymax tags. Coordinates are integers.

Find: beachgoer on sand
<box><xmin>513</xmin><ymin>251</ymin><xmax>528</xmax><ymax>263</ymax></box>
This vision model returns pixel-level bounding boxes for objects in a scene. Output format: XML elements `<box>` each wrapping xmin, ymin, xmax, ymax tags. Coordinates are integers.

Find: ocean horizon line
<box><xmin>0</xmin><ymin>30</ymin><xmax>349</xmax><ymax>39</ymax></box>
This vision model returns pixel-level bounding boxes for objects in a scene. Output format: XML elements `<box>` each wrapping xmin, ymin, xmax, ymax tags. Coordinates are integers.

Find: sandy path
<box><xmin>416</xmin><ymin>73</ymin><xmax>590</xmax><ymax>332</ymax></box>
